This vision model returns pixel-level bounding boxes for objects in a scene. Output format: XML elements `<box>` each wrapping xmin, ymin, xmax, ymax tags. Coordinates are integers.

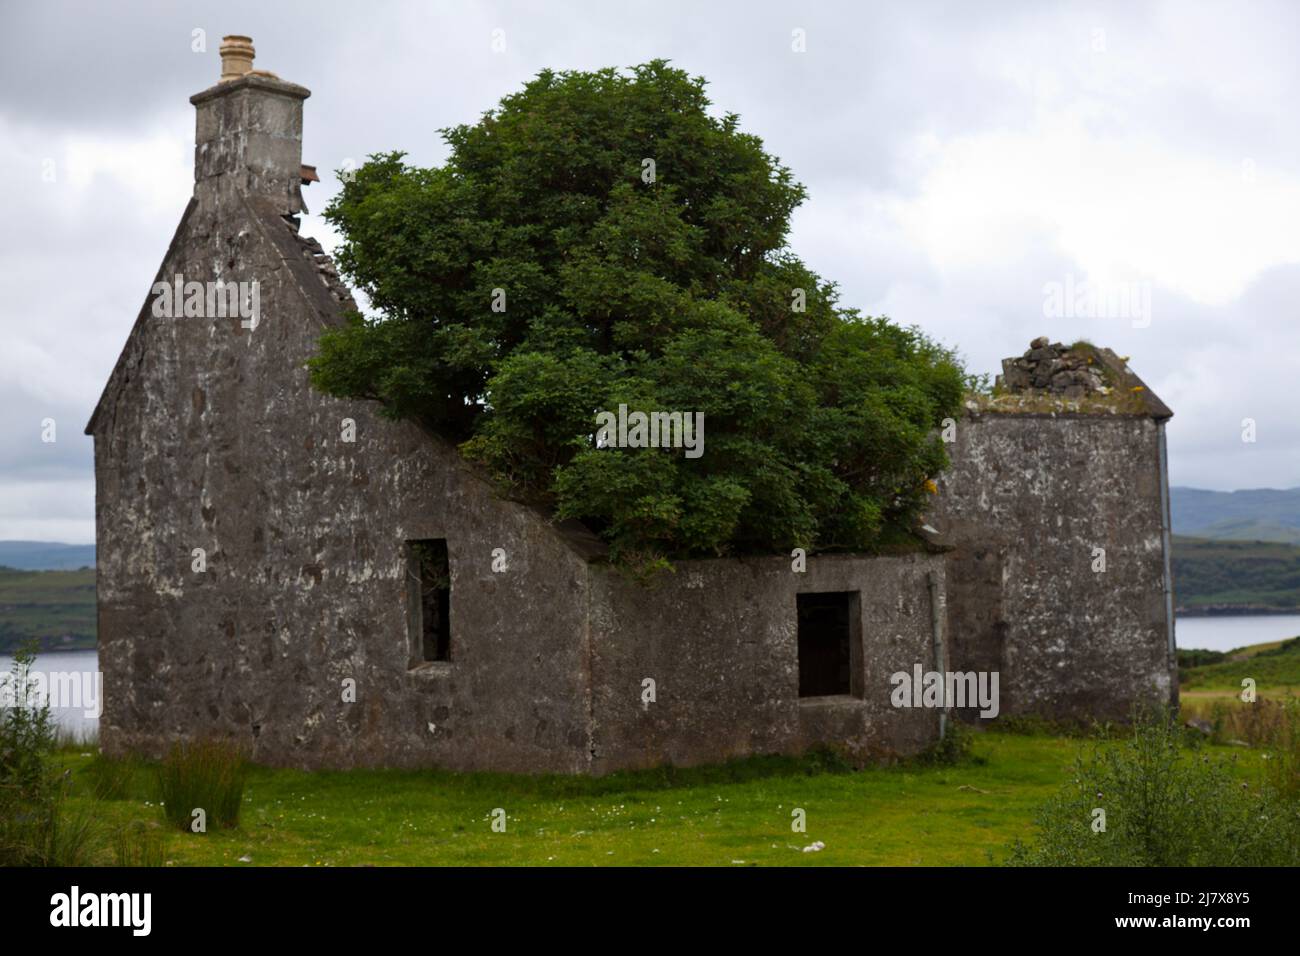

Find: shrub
<box><xmin>1204</xmin><ymin>696</ymin><xmax>1296</xmax><ymax>748</ymax></box>
<box><xmin>1180</xmin><ymin>647</ymin><xmax>1227</xmax><ymax>671</ymax></box>
<box><xmin>1259</xmin><ymin>698</ymin><xmax>1300</xmax><ymax>800</ymax></box>
<box><xmin>0</xmin><ymin>642</ymin><xmax>56</xmax><ymax>797</ymax></box>
<box><xmin>1005</xmin><ymin>713</ymin><xmax>1300</xmax><ymax>866</ymax></box>
<box><xmin>156</xmin><ymin>738</ymin><xmax>248</xmax><ymax>832</ymax></box>
<box><xmin>0</xmin><ymin>642</ymin><xmax>97</xmax><ymax>866</ymax></box>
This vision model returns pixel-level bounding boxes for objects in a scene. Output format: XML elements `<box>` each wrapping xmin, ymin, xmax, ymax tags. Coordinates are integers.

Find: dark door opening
<box><xmin>407</xmin><ymin>539</ymin><xmax>450</xmax><ymax>664</ymax></box>
<box><xmin>797</xmin><ymin>591</ymin><xmax>859</xmax><ymax>697</ymax></box>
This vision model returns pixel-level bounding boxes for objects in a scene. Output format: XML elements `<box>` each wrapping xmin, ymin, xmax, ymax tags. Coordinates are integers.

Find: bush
<box><xmin>156</xmin><ymin>738</ymin><xmax>248</xmax><ymax>832</ymax></box>
<box><xmin>0</xmin><ymin>642</ymin><xmax>56</xmax><ymax>797</ymax></box>
<box><xmin>1180</xmin><ymin>636</ymin><xmax>1300</xmax><ymax>691</ymax></box>
<box><xmin>1259</xmin><ymin>698</ymin><xmax>1300</xmax><ymax>800</ymax></box>
<box><xmin>0</xmin><ymin>642</ymin><xmax>98</xmax><ymax>866</ymax></box>
<box><xmin>1177</xmin><ymin>647</ymin><xmax>1226</xmax><ymax>675</ymax></box>
<box><xmin>1005</xmin><ymin>713</ymin><xmax>1300</xmax><ymax>866</ymax></box>
<box><xmin>1201</xmin><ymin>696</ymin><xmax>1297</xmax><ymax>749</ymax></box>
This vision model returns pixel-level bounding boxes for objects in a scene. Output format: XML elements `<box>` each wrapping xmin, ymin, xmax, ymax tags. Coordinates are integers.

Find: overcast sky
<box><xmin>2</xmin><ymin>0</ymin><xmax>1298</xmax><ymax>543</ymax></box>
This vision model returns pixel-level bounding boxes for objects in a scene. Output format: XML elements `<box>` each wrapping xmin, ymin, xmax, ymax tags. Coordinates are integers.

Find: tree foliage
<box><xmin>310</xmin><ymin>61</ymin><xmax>964</xmax><ymax>569</ymax></box>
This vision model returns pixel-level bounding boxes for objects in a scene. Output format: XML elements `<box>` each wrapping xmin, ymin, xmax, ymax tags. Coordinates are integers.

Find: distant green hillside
<box><xmin>1179</xmin><ymin>636</ymin><xmax>1300</xmax><ymax>691</ymax></box>
<box><xmin>0</xmin><ymin>566</ymin><xmax>96</xmax><ymax>652</ymax></box>
<box><xmin>1172</xmin><ymin>536</ymin><xmax>1300</xmax><ymax>611</ymax></box>
<box><xmin>1190</xmin><ymin>517</ymin><xmax>1300</xmax><ymax>545</ymax></box>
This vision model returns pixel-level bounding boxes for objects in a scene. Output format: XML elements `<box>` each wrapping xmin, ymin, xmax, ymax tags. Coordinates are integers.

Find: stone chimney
<box><xmin>190</xmin><ymin>35</ymin><xmax>310</xmax><ymax>212</ymax></box>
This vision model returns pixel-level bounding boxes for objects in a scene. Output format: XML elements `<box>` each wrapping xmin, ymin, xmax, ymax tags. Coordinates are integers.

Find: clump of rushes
<box><xmin>156</xmin><ymin>738</ymin><xmax>247</xmax><ymax>832</ymax></box>
<box><xmin>83</xmin><ymin>753</ymin><xmax>138</xmax><ymax>801</ymax></box>
<box><xmin>112</xmin><ymin>820</ymin><xmax>168</xmax><ymax>866</ymax></box>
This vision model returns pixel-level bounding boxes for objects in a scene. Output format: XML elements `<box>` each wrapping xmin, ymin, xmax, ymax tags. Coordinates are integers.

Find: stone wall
<box><xmin>587</xmin><ymin>552</ymin><xmax>946</xmax><ymax>772</ymax></box>
<box><xmin>90</xmin><ymin>76</ymin><xmax>595</xmax><ymax>774</ymax></box>
<box><xmin>929</xmin><ymin>411</ymin><xmax>1176</xmax><ymax>722</ymax></box>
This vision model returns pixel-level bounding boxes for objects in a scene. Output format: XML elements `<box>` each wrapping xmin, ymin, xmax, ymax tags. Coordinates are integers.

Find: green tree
<box><xmin>310</xmin><ymin>61</ymin><xmax>964</xmax><ymax>570</ymax></box>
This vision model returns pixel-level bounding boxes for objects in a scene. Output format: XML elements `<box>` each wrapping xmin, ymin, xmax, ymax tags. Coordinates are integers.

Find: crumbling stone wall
<box><xmin>88</xmin><ymin>65</ymin><xmax>954</xmax><ymax>774</ymax></box>
<box><xmin>90</xmin><ymin>201</ymin><xmax>597</xmax><ymax>771</ymax></box>
<box><xmin>89</xmin><ymin>74</ymin><xmax>595</xmax><ymax>773</ymax></box>
<box><xmin>90</xmin><ymin>53</ymin><xmax>1178</xmax><ymax>769</ymax></box>
<box><xmin>1000</xmin><ymin>336</ymin><xmax>1109</xmax><ymax>397</ymax></box>
<box><xmin>930</xmin><ymin>408</ymin><xmax>1177</xmax><ymax>722</ymax></box>
<box><xmin>588</xmin><ymin>553</ymin><xmax>946</xmax><ymax>772</ymax></box>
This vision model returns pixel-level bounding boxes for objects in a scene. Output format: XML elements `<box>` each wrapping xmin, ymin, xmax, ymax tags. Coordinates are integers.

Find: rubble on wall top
<box><xmin>966</xmin><ymin>336</ymin><xmax>1172</xmax><ymax>420</ymax></box>
<box><xmin>1001</xmin><ymin>336</ymin><xmax>1109</xmax><ymax>399</ymax></box>
<box><xmin>282</xmin><ymin>214</ymin><xmax>360</xmax><ymax>314</ymax></box>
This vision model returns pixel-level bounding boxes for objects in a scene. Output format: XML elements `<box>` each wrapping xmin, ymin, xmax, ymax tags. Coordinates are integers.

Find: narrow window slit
<box><xmin>407</xmin><ymin>539</ymin><xmax>450</xmax><ymax>665</ymax></box>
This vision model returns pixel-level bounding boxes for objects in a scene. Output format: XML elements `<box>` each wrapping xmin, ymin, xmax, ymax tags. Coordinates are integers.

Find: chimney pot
<box><xmin>219</xmin><ymin>35</ymin><xmax>255</xmax><ymax>82</ymax></box>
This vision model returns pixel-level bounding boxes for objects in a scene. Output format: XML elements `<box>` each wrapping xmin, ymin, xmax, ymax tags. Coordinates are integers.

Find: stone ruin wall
<box><xmin>928</xmin><ymin>339</ymin><xmax>1178</xmax><ymax>723</ymax></box>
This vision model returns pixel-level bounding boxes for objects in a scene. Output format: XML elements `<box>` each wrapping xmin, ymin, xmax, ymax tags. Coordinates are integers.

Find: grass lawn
<box><xmin>51</xmin><ymin>731</ymin><xmax>1266</xmax><ymax>867</ymax></box>
<box><xmin>21</xmin><ymin>641</ymin><xmax>1285</xmax><ymax>867</ymax></box>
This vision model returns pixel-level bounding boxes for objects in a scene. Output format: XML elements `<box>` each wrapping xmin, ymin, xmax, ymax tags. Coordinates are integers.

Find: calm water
<box><xmin>1175</xmin><ymin>613</ymin><xmax>1300</xmax><ymax>653</ymax></box>
<box><xmin>4</xmin><ymin>615</ymin><xmax>1298</xmax><ymax>739</ymax></box>
<box><xmin>0</xmin><ymin>649</ymin><xmax>100</xmax><ymax>742</ymax></box>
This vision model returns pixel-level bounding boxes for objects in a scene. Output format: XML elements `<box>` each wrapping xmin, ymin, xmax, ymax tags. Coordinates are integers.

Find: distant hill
<box><xmin>0</xmin><ymin>541</ymin><xmax>96</xmax><ymax>571</ymax></box>
<box><xmin>1172</xmin><ymin>487</ymin><xmax>1300</xmax><ymax>543</ymax></box>
<box><xmin>1186</xmin><ymin>517</ymin><xmax>1300</xmax><ymax>545</ymax></box>
<box><xmin>1179</xmin><ymin>636</ymin><xmax>1300</xmax><ymax>691</ymax></box>
<box><xmin>1171</xmin><ymin>536</ymin><xmax>1300</xmax><ymax>612</ymax></box>
<box><xmin>0</xmin><ymin>566</ymin><xmax>96</xmax><ymax>652</ymax></box>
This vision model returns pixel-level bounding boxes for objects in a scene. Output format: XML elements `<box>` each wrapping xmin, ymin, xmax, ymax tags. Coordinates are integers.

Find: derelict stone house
<box><xmin>86</xmin><ymin>39</ymin><xmax>1176</xmax><ymax>774</ymax></box>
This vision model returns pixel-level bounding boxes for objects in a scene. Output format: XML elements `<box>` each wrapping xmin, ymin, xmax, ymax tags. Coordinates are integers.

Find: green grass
<box><xmin>14</xmin><ymin>640</ymin><xmax>1286</xmax><ymax>867</ymax></box>
<box><xmin>48</xmin><ymin>732</ymin><xmax>1267</xmax><ymax>867</ymax></box>
<box><xmin>0</xmin><ymin>566</ymin><xmax>96</xmax><ymax>652</ymax></box>
<box><xmin>1180</xmin><ymin>636</ymin><xmax>1300</xmax><ymax>693</ymax></box>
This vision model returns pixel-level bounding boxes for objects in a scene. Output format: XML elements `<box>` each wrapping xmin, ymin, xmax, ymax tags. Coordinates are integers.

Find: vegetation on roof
<box><xmin>308</xmin><ymin>62</ymin><xmax>964</xmax><ymax>572</ymax></box>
